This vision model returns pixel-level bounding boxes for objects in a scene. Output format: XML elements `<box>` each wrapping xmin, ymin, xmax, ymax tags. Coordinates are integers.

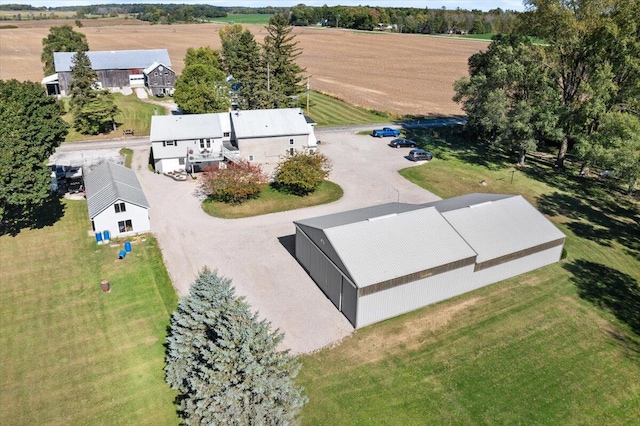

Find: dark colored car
<box><xmin>388</xmin><ymin>138</ymin><xmax>417</xmax><ymax>148</ymax></box>
<box><xmin>408</xmin><ymin>149</ymin><xmax>433</xmax><ymax>161</ymax></box>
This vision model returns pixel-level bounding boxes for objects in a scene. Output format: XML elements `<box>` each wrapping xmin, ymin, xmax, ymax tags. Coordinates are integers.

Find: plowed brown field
<box><xmin>0</xmin><ymin>20</ymin><xmax>488</xmax><ymax>116</ymax></box>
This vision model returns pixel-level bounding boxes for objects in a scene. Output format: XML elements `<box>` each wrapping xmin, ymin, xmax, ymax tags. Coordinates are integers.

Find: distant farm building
<box><xmin>43</xmin><ymin>49</ymin><xmax>174</xmax><ymax>96</ymax></box>
<box><xmin>150</xmin><ymin>108</ymin><xmax>317</xmax><ymax>174</ymax></box>
<box><xmin>84</xmin><ymin>161</ymin><xmax>150</xmax><ymax>238</ymax></box>
<box><xmin>294</xmin><ymin>194</ymin><xmax>565</xmax><ymax>328</ymax></box>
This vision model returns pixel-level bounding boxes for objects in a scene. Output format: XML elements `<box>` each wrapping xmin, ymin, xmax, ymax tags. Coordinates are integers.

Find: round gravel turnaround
<box><xmin>132</xmin><ymin>130</ymin><xmax>440</xmax><ymax>354</ymax></box>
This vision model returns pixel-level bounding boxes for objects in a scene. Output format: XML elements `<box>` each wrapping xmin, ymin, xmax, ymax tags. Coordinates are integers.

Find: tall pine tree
<box><xmin>68</xmin><ymin>51</ymin><xmax>118</xmax><ymax>134</ymax></box>
<box><xmin>165</xmin><ymin>269</ymin><xmax>307</xmax><ymax>425</ymax></box>
<box><xmin>262</xmin><ymin>13</ymin><xmax>306</xmax><ymax>109</ymax></box>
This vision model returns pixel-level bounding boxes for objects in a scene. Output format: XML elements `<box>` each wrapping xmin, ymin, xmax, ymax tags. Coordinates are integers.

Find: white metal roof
<box><xmin>150</xmin><ymin>114</ymin><xmax>224</xmax><ymax>142</ymax></box>
<box><xmin>41</xmin><ymin>73</ymin><xmax>58</xmax><ymax>84</ymax></box>
<box><xmin>54</xmin><ymin>49</ymin><xmax>171</xmax><ymax>72</ymax></box>
<box><xmin>84</xmin><ymin>162</ymin><xmax>149</xmax><ymax>219</ymax></box>
<box><xmin>230</xmin><ymin>108</ymin><xmax>311</xmax><ymax>139</ymax></box>
<box><xmin>324</xmin><ymin>207</ymin><xmax>477</xmax><ymax>288</ymax></box>
<box><xmin>441</xmin><ymin>195</ymin><xmax>565</xmax><ymax>263</ymax></box>
<box><xmin>143</xmin><ymin>61</ymin><xmax>174</xmax><ymax>75</ymax></box>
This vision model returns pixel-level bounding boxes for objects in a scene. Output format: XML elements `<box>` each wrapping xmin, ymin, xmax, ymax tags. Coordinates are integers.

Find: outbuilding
<box><xmin>294</xmin><ymin>194</ymin><xmax>565</xmax><ymax>328</ymax></box>
<box><xmin>84</xmin><ymin>162</ymin><xmax>150</xmax><ymax>238</ymax></box>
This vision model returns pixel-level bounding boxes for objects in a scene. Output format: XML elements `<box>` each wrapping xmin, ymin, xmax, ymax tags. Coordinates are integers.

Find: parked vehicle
<box><xmin>408</xmin><ymin>149</ymin><xmax>433</xmax><ymax>161</ymax></box>
<box><xmin>388</xmin><ymin>138</ymin><xmax>417</xmax><ymax>148</ymax></box>
<box><xmin>372</xmin><ymin>127</ymin><xmax>401</xmax><ymax>137</ymax></box>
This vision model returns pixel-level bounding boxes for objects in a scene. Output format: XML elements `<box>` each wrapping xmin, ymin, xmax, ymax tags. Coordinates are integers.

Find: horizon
<box><xmin>8</xmin><ymin>1</ymin><xmax>527</xmax><ymax>13</ymax></box>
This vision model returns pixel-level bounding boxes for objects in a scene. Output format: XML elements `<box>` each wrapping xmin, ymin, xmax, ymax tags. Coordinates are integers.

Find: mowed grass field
<box><xmin>298</xmin><ymin>128</ymin><xmax>640</xmax><ymax>424</ymax></box>
<box><xmin>0</xmin><ymin>201</ymin><xmax>179</xmax><ymax>425</ymax></box>
<box><xmin>207</xmin><ymin>14</ymin><xmax>272</xmax><ymax>24</ymax></box>
<box><xmin>306</xmin><ymin>90</ymin><xmax>392</xmax><ymax>126</ymax></box>
<box><xmin>63</xmin><ymin>93</ymin><xmax>165</xmax><ymax>142</ymax></box>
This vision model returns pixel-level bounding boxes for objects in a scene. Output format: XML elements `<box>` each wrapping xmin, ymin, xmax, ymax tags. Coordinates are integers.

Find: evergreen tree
<box><xmin>165</xmin><ymin>269</ymin><xmax>307</xmax><ymax>425</ymax></box>
<box><xmin>41</xmin><ymin>24</ymin><xmax>88</xmax><ymax>76</ymax></box>
<box><xmin>68</xmin><ymin>51</ymin><xmax>118</xmax><ymax>135</ymax></box>
<box><xmin>262</xmin><ymin>13</ymin><xmax>306</xmax><ymax>109</ymax></box>
<box><xmin>0</xmin><ymin>80</ymin><xmax>68</xmax><ymax>224</ymax></box>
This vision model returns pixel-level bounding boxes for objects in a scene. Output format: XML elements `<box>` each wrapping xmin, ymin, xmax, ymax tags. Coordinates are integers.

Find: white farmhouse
<box><xmin>84</xmin><ymin>162</ymin><xmax>150</xmax><ymax>238</ymax></box>
<box><xmin>150</xmin><ymin>108</ymin><xmax>317</xmax><ymax>174</ymax></box>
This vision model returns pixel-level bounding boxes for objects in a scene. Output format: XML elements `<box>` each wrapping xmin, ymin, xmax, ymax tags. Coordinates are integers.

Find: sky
<box><xmin>11</xmin><ymin>1</ymin><xmax>528</xmax><ymax>13</ymax></box>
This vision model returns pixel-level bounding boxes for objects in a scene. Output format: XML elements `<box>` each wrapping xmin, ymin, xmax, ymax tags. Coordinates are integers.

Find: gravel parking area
<box><xmin>131</xmin><ymin>130</ymin><xmax>440</xmax><ymax>353</ymax></box>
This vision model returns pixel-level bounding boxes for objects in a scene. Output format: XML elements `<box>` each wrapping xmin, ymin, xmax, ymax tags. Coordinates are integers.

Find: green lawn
<box><xmin>0</xmin><ymin>201</ymin><xmax>179</xmax><ymax>425</ymax></box>
<box><xmin>298</xmin><ymin>127</ymin><xmax>640</xmax><ymax>424</ymax></box>
<box><xmin>202</xmin><ymin>181</ymin><xmax>343</xmax><ymax>219</ymax></box>
<box><xmin>305</xmin><ymin>90</ymin><xmax>393</xmax><ymax>126</ymax></box>
<box><xmin>207</xmin><ymin>13</ymin><xmax>273</xmax><ymax>24</ymax></box>
<box><xmin>63</xmin><ymin>93</ymin><xmax>165</xmax><ymax>142</ymax></box>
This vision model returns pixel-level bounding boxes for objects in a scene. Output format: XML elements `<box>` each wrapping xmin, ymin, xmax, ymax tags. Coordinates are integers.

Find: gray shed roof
<box><xmin>321</xmin><ymin>207</ymin><xmax>477</xmax><ymax>288</ymax></box>
<box><xmin>231</xmin><ymin>108</ymin><xmax>310</xmax><ymax>139</ymax></box>
<box><xmin>295</xmin><ymin>202</ymin><xmax>427</xmax><ymax>230</ymax></box>
<box><xmin>422</xmin><ymin>193</ymin><xmax>513</xmax><ymax>213</ymax></box>
<box><xmin>441</xmin><ymin>195</ymin><xmax>565</xmax><ymax>263</ymax></box>
<box><xmin>84</xmin><ymin>162</ymin><xmax>149</xmax><ymax>219</ymax></box>
<box><xmin>54</xmin><ymin>49</ymin><xmax>171</xmax><ymax>72</ymax></box>
<box><xmin>150</xmin><ymin>114</ymin><xmax>223</xmax><ymax>142</ymax></box>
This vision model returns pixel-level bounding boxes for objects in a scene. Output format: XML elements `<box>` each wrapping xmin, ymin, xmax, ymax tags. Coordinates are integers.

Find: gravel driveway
<box><xmin>131</xmin><ymin>130</ymin><xmax>440</xmax><ymax>353</ymax></box>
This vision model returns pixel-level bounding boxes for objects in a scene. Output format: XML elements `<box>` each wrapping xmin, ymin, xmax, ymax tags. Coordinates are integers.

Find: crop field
<box><xmin>0</xmin><ymin>20</ymin><xmax>487</xmax><ymax>116</ymax></box>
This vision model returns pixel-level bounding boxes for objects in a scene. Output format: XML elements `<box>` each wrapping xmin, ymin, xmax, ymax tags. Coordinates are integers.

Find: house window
<box><xmin>114</xmin><ymin>202</ymin><xmax>126</xmax><ymax>213</ymax></box>
<box><xmin>164</xmin><ymin>71</ymin><xmax>168</xmax><ymax>75</ymax></box>
<box><xmin>154</xmin><ymin>72</ymin><xmax>158</xmax><ymax>76</ymax></box>
<box><xmin>163</xmin><ymin>140</ymin><xmax>175</xmax><ymax>147</ymax></box>
<box><xmin>179</xmin><ymin>157</ymin><xmax>185</xmax><ymax>165</ymax></box>
<box><xmin>118</xmin><ymin>219</ymin><xmax>133</xmax><ymax>233</ymax></box>
<box><xmin>248</xmin><ymin>155</ymin><xmax>254</xmax><ymax>162</ymax></box>
<box><xmin>289</xmin><ymin>138</ymin><xmax>294</xmax><ymax>145</ymax></box>
<box><xmin>223</xmin><ymin>132</ymin><xmax>230</xmax><ymax>137</ymax></box>
<box><xmin>200</xmin><ymin>139</ymin><xmax>211</xmax><ymax>148</ymax></box>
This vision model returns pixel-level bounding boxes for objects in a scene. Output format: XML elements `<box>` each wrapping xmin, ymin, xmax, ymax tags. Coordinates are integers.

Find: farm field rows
<box><xmin>0</xmin><ymin>20</ymin><xmax>487</xmax><ymax>116</ymax></box>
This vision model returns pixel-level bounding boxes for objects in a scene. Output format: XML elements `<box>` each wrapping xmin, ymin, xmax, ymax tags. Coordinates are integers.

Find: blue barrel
<box><xmin>118</xmin><ymin>250</ymin><xmax>126</xmax><ymax>259</ymax></box>
<box><xmin>95</xmin><ymin>232</ymin><xmax>103</xmax><ymax>243</ymax></box>
<box><xmin>124</xmin><ymin>241</ymin><xmax>132</xmax><ymax>252</ymax></box>
<box><xmin>103</xmin><ymin>230</ymin><xmax>110</xmax><ymax>241</ymax></box>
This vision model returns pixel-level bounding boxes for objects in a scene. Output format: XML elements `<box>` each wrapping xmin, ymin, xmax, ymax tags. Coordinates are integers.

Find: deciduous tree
<box><xmin>274</xmin><ymin>151</ymin><xmax>332</xmax><ymax>196</ymax></box>
<box><xmin>174</xmin><ymin>47</ymin><xmax>230</xmax><ymax>114</ymax></box>
<box><xmin>201</xmin><ymin>161</ymin><xmax>268</xmax><ymax>204</ymax></box>
<box><xmin>0</xmin><ymin>80</ymin><xmax>68</xmax><ymax>223</ymax></box>
<box><xmin>41</xmin><ymin>24</ymin><xmax>88</xmax><ymax>76</ymax></box>
<box><xmin>165</xmin><ymin>268</ymin><xmax>307</xmax><ymax>425</ymax></box>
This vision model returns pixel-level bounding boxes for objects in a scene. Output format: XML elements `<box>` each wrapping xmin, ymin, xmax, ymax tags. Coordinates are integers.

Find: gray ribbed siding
<box><xmin>471</xmin><ymin>245</ymin><xmax>564</xmax><ymax>289</ymax></box>
<box><xmin>295</xmin><ymin>226</ymin><xmax>358</xmax><ymax>327</ymax></box>
<box><xmin>356</xmin><ymin>264</ymin><xmax>476</xmax><ymax>328</ymax></box>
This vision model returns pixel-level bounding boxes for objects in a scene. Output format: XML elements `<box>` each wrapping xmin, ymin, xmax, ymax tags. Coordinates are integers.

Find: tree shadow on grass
<box><xmin>565</xmin><ymin>259</ymin><xmax>640</xmax><ymax>336</ymax></box>
<box><xmin>1</xmin><ymin>196</ymin><xmax>66</xmax><ymax>237</ymax></box>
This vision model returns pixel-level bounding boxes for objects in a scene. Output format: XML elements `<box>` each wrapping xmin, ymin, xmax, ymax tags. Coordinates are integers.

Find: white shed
<box><xmin>84</xmin><ymin>162</ymin><xmax>150</xmax><ymax>238</ymax></box>
<box><xmin>294</xmin><ymin>194</ymin><xmax>565</xmax><ymax>328</ymax></box>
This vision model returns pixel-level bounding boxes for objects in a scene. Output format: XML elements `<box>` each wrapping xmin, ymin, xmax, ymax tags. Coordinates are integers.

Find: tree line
<box><xmin>454</xmin><ymin>0</ymin><xmax>640</xmax><ymax>194</ymax></box>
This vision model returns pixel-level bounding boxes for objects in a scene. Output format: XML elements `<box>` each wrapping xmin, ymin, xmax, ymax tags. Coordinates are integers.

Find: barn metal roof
<box><xmin>230</xmin><ymin>108</ymin><xmax>310</xmax><ymax>139</ymax></box>
<box><xmin>150</xmin><ymin>114</ymin><xmax>223</xmax><ymax>142</ymax></box>
<box><xmin>54</xmin><ymin>49</ymin><xmax>171</xmax><ymax>72</ymax></box>
<box><xmin>84</xmin><ymin>162</ymin><xmax>149</xmax><ymax>219</ymax></box>
<box><xmin>323</xmin><ymin>207</ymin><xmax>477</xmax><ymax>288</ymax></box>
<box><xmin>295</xmin><ymin>203</ymin><xmax>426</xmax><ymax>230</ymax></box>
<box><xmin>441</xmin><ymin>195</ymin><xmax>565</xmax><ymax>263</ymax></box>
<box><xmin>422</xmin><ymin>193</ymin><xmax>513</xmax><ymax>213</ymax></box>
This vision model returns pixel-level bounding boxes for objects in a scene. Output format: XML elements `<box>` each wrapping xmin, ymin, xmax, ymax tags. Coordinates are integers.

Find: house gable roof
<box><xmin>150</xmin><ymin>114</ymin><xmax>224</xmax><ymax>142</ymax></box>
<box><xmin>54</xmin><ymin>49</ymin><xmax>171</xmax><ymax>73</ymax></box>
<box><xmin>84</xmin><ymin>162</ymin><xmax>149</xmax><ymax>219</ymax></box>
<box><xmin>230</xmin><ymin>108</ymin><xmax>311</xmax><ymax>139</ymax></box>
<box><xmin>143</xmin><ymin>61</ymin><xmax>175</xmax><ymax>75</ymax></box>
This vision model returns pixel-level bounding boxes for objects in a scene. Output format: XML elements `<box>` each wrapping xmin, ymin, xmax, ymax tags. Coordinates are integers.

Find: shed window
<box><xmin>248</xmin><ymin>155</ymin><xmax>254</xmax><ymax>162</ymax></box>
<box><xmin>118</xmin><ymin>219</ymin><xmax>133</xmax><ymax>233</ymax></box>
<box><xmin>154</xmin><ymin>72</ymin><xmax>158</xmax><ymax>76</ymax></box>
<box><xmin>289</xmin><ymin>138</ymin><xmax>295</xmax><ymax>145</ymax></box>
<box><xmin>179</xmin><ymin>157</ymin><xmax>185</xmax><ymax>165</ymax></box>
<box><xmin>114</xmin><ymin>202</ymin><xmax>126</xmax><ymax>213</ymax></box>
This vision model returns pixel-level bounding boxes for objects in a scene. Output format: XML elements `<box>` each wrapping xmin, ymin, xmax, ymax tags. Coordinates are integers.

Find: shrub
<box><xmin>201</xmin><ymin>160</ymin><xmax>268</xmax><ymax>204</ymax></box>
<box><xmin>273</xmin><ymin>151</ymin><xmax>332</xmax><ymax>196</ymax></box>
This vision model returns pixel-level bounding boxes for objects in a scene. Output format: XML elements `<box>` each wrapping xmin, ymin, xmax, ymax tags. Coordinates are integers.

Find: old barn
<box><xmin>294</xmin><ymin>194</ymin><xmax>565</xmax><ymax>328</ymax></box>
<box><xmin>45</xmin><ymin>49</ymin><xmax>172</xmax><ymax>95</ymax></box>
